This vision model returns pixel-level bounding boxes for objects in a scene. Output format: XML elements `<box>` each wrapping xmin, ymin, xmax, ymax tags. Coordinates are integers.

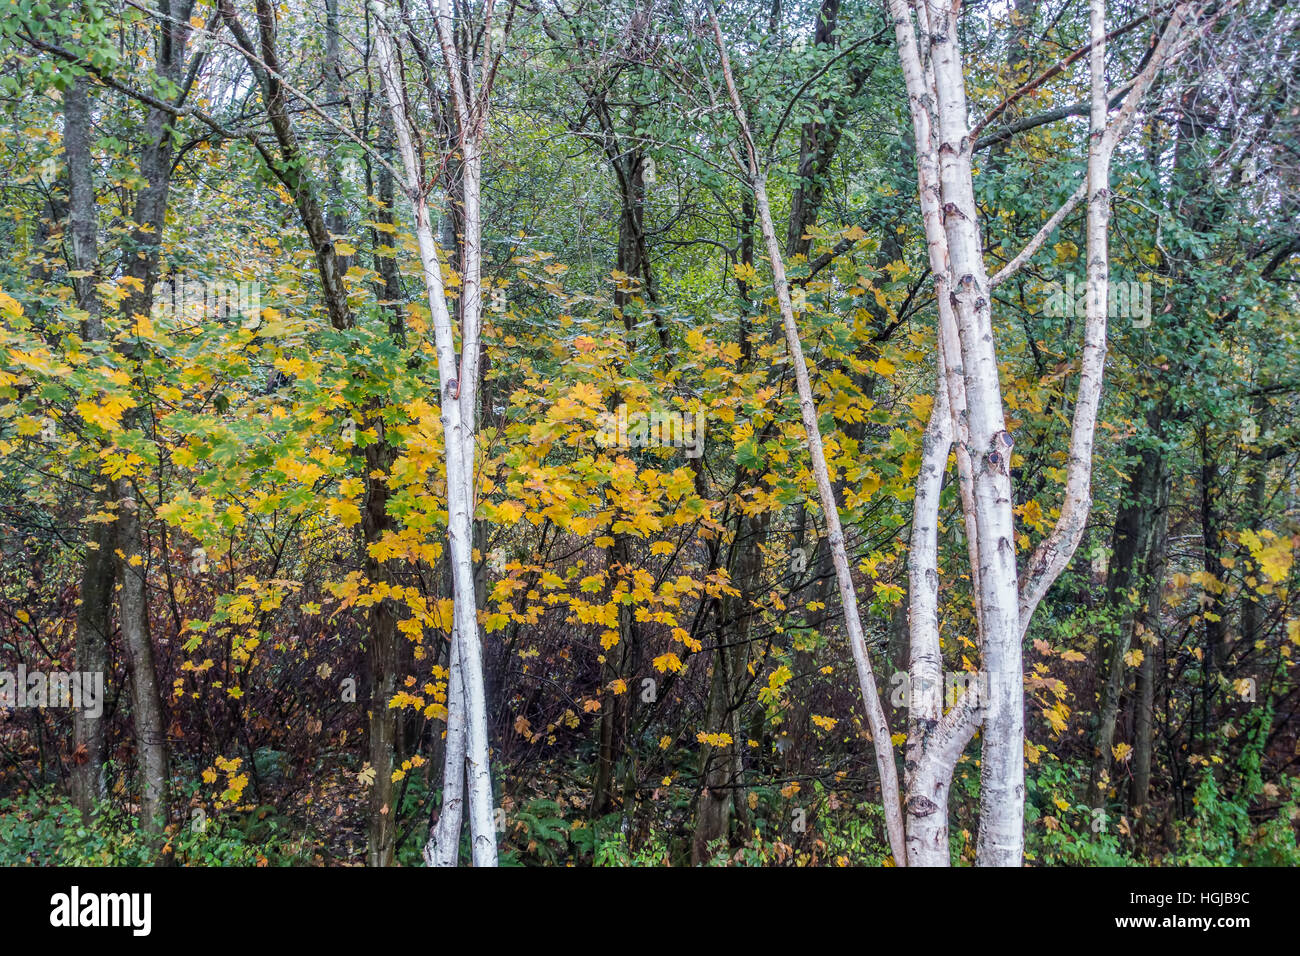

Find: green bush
<box><xmin>0</xmin><ymin>789</ymin><xmax>313</xmax><ymax>866</ymax></box>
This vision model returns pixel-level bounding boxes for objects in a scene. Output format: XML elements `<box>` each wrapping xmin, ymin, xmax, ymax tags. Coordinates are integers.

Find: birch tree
<box><xmin>886</xmin><ymin>0</ymin><xmax>1216</xmax><ymax>864</ymax></box>
<box><xmin>372</xmin><ymin>0</ymin><xmax>511</xmax><ymax>868</ymax></box>
<box><xmin>706</xmin><ymin>2</ymin><xmax>908</xmax><ymax>864</ymax></box>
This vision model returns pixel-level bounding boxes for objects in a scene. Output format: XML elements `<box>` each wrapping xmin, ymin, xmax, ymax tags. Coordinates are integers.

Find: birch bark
<box><xmin>374</xmin><ymin>3</ymin><xmax>498</xmax><ymax>866</ymax></box>
<box><xmin>885</xmin><ymin>0</ymin><xmax>1206</xmax><ymax>864</ymax></box>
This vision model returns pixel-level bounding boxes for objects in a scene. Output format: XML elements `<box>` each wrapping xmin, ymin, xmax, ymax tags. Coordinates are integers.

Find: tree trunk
<box><xmin>115</xmin><ymin>484</ymin><xmax>170</xmax><ymax>840</ymax></box>
<box><xmin>1197</xmin><ymin>423</ymin><xmax>1228</xmax><ymax>749</ymax></box>
<box><xmin>710</xmin><ymin>11</ymin><xmax>908</xmax><ymax>864</ymax></box>
<box><xmin>1130</xmin><ymin>464</ymin><xmax>1171</xmax><ymax>809</ymax></box>
<box><xmin>64</xmin><ymin>73</ymin><xmax>113</xmax><ymax>817</ymax></box>
<box><xmin>691</xmin><ymin>196</ymin><xmax>764</xmax><ymax>855</ymax></box>
<box><xmin>691</xmin><ymin>515</ymin><xmax>761</xmax><ymax>863</ymax></box>
<box><xmin>1088</xmin><ymin>434</ymin><xmax>1169</xmax><ymax>806</ymax></box>
<box><xmin>904</xmin><ymin>370</ymin><xmax>958</xmax><ymax>866</ymax></box>
<box><xmin>72</xmin><ymin>516</ymin><xmax>113</xmax><ymax>818</ymax></box>
<box><xmin>107</xmin><ymin>1</ymin><xmax>195</xmax><ymax>843</ymax></box>
<box><xmin>364</xmin><ymin>432</ymin><xmax>401</xmax><ymax>866</ymax></box>
<box><xmin>374</xmin><ymin>6</ymin><xmax>498</xmax><ymax>864</ymax></box>
<box><xmin>425</xmin><ymin>638</ymin><xmax>467</xmax><ymax>866</ymax></box>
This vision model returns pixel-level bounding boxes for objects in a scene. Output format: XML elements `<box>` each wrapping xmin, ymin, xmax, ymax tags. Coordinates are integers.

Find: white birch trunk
<box><xmin>903</xmin><ymin>368</ymin><xmax>955</xmax><ymax>866</ymax></box>
<box><xmin>918</xmin><ymin>1</ymin><xmax>1026</xmax><ymax>867</ymax></box>
<box><xmin>902</xmin><ymin>354</ymin><xmax>985</xmax><ymax>865</ymax></box>
<box><xmin>886</xmin><ymin>0</ymin><xmax>1025</xmax><ymax>864</ymax></box>
<box><xmin>374</xmin><ymin>8</ymin><xmax>498</xmax><ymax>866</ymax></box>
<box><xmin>1017</xmin><ymin>1</ymin><xmax>1198</xmax><ymax>632</ymax></box>
<box><xmin>424</xmin><ymin>638</ymin><xmax>467</xmax><ymax>866</ymax></box>
<box><xmin>885</xmin><ymin>0</ymin><xmax>1203</xmax><ymax>863</ymax></box>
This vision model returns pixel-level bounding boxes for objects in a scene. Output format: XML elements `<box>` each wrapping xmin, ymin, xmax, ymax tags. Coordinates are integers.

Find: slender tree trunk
<box><xmin>691</xmin><ymin>203</ymin><xmax>762</xmax><ymax>853</ymax></box>
<box><xmin>709</xmin><ymin>9</ymin><xmax>907</xmax><ymax>864</ymax></box>
<box><xmin>115</xmin><ymin>484</ymin><xmax>170</xmax><ymax>839</ymax></box>
<box><xmin>592</xmin><ymin>530</ymin><xmax>642</xmax><ymax>818</ymax></box>
<box><xmin>904</xmin><ymin>369</ymin><xmax>958</xmax><ymax>866</ymax></box>
<box><xmin>1088</xmin><ymin>439</ymin><xmax>1167</xmax><ymax>806</ymax></box>
<box><xmin>364</xmin><ymin>434</ymin><xmax>401</xmax><ymax>865</ymax></box>
<box><xmin>425</xmin><ymin>638</ymin><xmax>467</xmax><ymax>866</ymax></box>
<box><xmin>106</xmin><ymin>0</ymin><xmax>196</xmax><ymax>844</ymax></box>
<box><xmin>692</xmin><ymin>15</ymin><xmax>870</xmax><ymax>842</ymax></box>
<box><xmin>1198</xmin><ymin>424</ymin><xmax>1227</xmax><ymax>748</ymax></box>
<box><xmin>1131</xmin><ymin>465</ymin><xmax>1171</xmax><ymax>809</ymax></box>
<box><xmin>72</xmin><ymin>517</ymin><xmax>113</xmax><ymax>817</ymax></box>
<box><xmin>916</xmin><ymin>0</ymin><xmax>1025</xmax><ymax>867</ymax></box>
<box><xmin>324</xmin><ymin>0</ymin><xmax>347</xmax><ymax>244</ymax></box>
<box><xmin>691</xmin><ymin>523</ymin><xmax>759</xmax><ymax>862</ymax></box>
<box><xmin>64</xmin><ymin>73</ymin><xmax>112</xmax><ymax>817</ymax></box>
<box><xmin>374</xmin><ymin>6</ymin><xmax>498</xmax><ymax>864</ymax></box>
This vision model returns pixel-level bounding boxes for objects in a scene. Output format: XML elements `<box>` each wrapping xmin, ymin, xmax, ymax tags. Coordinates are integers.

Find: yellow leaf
<box><xmin>653</xmin><ymin>652</ymin><xmax>683</xmax><ymax>673</ymax></box>
<box><xmin>695</xmin><ymin>731</ymin><xmax>733</xmax><ymax>747</ymax></box>
<box><xmin>493</xmin><ymin>500</ymin><xmax>524</xmax><ymax>524</ymax></box>
<box><xmin>327</xmin><ymin>498</ymin><xmax>362</xmax><ymax>527</ymax></box>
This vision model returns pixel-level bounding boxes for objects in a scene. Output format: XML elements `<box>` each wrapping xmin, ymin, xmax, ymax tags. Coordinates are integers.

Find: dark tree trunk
<box><xmin>64</xmin><ymin>74</ymin><xmax>113</xmax><ymax>817</ymax></box>
<box><xmin>107</xmin><ymin>0</ymin><xmax>198</xmax><ymax>846</ymax></box>
<box><xmin>115</xmin><ymin>485</ymin><xmax>170</xmax><ymax>839</ymax></box>
<box><xmin>1088</xmin><ymin>414</ymin><xmax>1170</xmax><ymax>807</ymax></box>
<box><xmin>1130</xmin><ymin>466</ymin><xmax>1170</xmax><ymax>809</ymax></box>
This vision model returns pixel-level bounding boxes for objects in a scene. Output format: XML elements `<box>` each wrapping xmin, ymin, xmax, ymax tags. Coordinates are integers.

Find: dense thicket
<box><xmin>0</xmin><ymin>0</ymin><xmax>1295</xmax><ymax>866</ymax></box>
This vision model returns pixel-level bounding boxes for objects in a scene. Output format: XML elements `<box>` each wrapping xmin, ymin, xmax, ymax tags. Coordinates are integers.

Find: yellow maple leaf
<box><xmin>327</xmin><ymin>498</ymin><xmax>362</xmax><ymax>527</ymax></box>
<box><xmin>653</xmin><ymin>652</ymin><xmax>683</xmax><ymax>673</ymax></box>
